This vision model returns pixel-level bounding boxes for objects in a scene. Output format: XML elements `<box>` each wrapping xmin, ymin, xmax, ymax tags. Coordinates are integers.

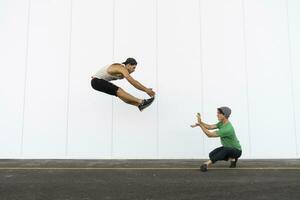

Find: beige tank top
<box><xmin>93</xmin><ymin>65</ymin><xmax>123</xmax><ymax>81</ymax></box>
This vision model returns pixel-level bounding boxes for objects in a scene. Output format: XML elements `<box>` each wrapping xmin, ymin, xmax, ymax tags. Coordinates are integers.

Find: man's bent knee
<box><xmin>116</xmin><ymin>88</ymin><xmax>125</xmax><ymax>96</ymax></box>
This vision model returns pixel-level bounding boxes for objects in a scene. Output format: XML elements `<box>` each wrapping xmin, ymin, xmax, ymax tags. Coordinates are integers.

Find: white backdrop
<box><xmin>0</xmin><ymin>0</ymin><xmax>299</xmax><ymax>159</ymax></box>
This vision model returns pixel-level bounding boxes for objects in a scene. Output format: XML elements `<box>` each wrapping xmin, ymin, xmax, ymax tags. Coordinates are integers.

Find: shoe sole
<box><xmin>200</xmin><ymin>165</ymin><xmax>207</xmax><ymax>172</ymax></box>
<box><xmin>139</xmin><ymin>97</ymin><xmax>155</xmax><ymax>112</ymax></box>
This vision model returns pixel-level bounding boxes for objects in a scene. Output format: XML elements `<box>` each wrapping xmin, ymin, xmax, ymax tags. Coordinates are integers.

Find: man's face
<box><xmin>217</xmin><ymin>111</ymin><xmax>225</xmax><ymax>121</ymax></box>
<box><xmin>126</xmin><ymin>64</ymin><xmax>137</xmax><ymax>73</ymax></box>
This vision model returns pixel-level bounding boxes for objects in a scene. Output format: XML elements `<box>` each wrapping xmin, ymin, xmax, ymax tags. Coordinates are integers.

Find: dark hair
<box><xmin>217</xmin><ymin>108</ymin><xmax>224</xmax><ymax>115</ymax></box>
<box><xmin>122</xmin><ymin>58</ymin><xmax>137</xmax><ymax>65</ymax></box>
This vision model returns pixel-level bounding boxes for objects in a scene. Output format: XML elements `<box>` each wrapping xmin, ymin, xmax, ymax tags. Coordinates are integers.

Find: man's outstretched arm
<box><xmin>118</xmin><ymin>67</ymin><xmax>155</xmax><ymax>97</ymax></box>
<box><xmin>198</xmin><ymin>123</ymin><xmax>219</xmax><ymax>138</ymax></box>
<box><xmin>191</xmin><ymin>113</ymin><xmax>217</xmax><ymax>130</ymax></box>
<box><xmin>199</xmin><ymin>121</ymin><xmax>217</xmax><ymax>130</ymax></box>
<box><xmin>191</xmin><ymin>113</ymin><xmax>219</xmax><ymax>137</ymax></box>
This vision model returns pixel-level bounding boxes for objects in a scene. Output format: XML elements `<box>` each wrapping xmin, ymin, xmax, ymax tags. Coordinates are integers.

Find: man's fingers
<box><xmin>190</xmin><ymin>124</ymin><xmax>199</xmax><ymax>128</ymax></box>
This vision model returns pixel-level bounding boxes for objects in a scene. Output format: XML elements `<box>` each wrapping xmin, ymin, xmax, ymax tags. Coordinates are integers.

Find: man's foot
<box><xmin>138</xmin><ymin>97</ymin><xmax>155</xmax><ymax>111</ymax></box>
<box><xmin>200</xmin><ymin>164</ymin><xmax>208</xmax><ymax>172</ymax></box>
<box><xmin>229</xmin><ymin>158</ymin><xmax>238</xmax><ymax>168</ymax></box>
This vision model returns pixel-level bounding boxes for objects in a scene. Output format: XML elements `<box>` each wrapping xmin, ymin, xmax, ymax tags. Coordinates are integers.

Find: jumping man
<box><xmin>91</xmin><ymin>58</ymin><xmax>155</xmax><ymax>111</ymax></box>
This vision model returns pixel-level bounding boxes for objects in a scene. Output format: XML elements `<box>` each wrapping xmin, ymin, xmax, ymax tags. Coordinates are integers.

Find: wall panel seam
<box><xmin>241</xmin><ymin>0</ymin><xmax>252</xmax><ymax>157</ymax></box>
<box><xmin>285</xmin><ymin>0</ymin><xmax>298</xmax><ymax>156</ymax></box>
<box><xmin>65</xmin><ymin>0</ymin><xmax>73</xmax><ymax>157</ymax></box>
<box><xmin>111</xmin><ymin>0</ymin><xmax>116</xmax><ymax>158</ymax></box>
<box><xmin>20</xmin><ymin>0</ymin><xmax>32</xmax><ymax>156</ymax></box>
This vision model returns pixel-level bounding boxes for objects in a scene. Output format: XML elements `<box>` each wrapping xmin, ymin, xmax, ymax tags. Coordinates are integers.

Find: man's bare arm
<box><xmin>190</xmin><ymin>113</ymin><xmax>218</xmax><ymax>137</ymax></box>
<box><xmin>199</xmin><ymin>123</ymin><xmax>219</xmax><ymax>138</ymax></box>
<box><xmin>199</xmin><ymin>122</ymin><xmax>217</xmax><ymax>130</ymax></box>
<box><xmin>191</xmin><ymin>113</ymin><xmax>217</xmax><ymax>130</ymax></box>
<box><xmin>117</xmin><ymin>66</ymin><xmax>155</xmax><ymax>96</ymax></box>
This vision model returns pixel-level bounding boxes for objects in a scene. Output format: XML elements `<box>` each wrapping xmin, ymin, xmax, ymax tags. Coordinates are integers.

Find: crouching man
<box><xmin>191</xmin><ymin>107</ymin><xmax>242</xmax><ymax>172</ymax></box>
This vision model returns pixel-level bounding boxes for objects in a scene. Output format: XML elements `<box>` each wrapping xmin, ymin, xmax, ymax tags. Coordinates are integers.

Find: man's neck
<box><xmin>222</xmin><ymin>119</ymin><xmax>229</xmax><ymax>124</ymax></box>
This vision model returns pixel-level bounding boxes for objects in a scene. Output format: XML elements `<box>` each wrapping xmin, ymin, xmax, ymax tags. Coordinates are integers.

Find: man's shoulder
<box><xmin>224</xmin><ymin>121</ymin><xmax>234</xmax><ymax>128</ymax></box>
<box><xmin>108</xmin><ymin>64</ymin><xmax>125</xmax><ymax>72</ymax></box>
<box><xmin>109</xmin><ymin>63</ymin><xmax>123</xmax><ymax>69</ymax></box>
<box><xmin>219</xmin><ymin>122</ymin><xmax>234</xmax><ymax>131</ymax></box>
<box><xmin>216</xmin><ymin>122</ymin><xmax>222</xmax><ymax>128</ymax></box>
<box><xmin>224</xmin><ymin>122</ymin><xmax>235</xmax><ymax>134</ymax></box>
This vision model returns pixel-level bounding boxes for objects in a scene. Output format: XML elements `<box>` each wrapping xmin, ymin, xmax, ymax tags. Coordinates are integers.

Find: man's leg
<box><xmin>200</xmin><ymin>147</ymin><xmax>224</xmax><ymax>172</ymax></box>
<box><xmin>224</xmin><ymin>148</ymin><xmax>242</xmax><ymax>168</ymax></box>
<box><xmin>116</xmin><ymin>88</ymin><xmax>142</xmax><ymax>106</ymax></box>
<box><xmin>209</xmin><ymin>147</ymin><xmax>224</xmax><ymax>161</ymax></box>
<box><xmin>92</xmin><ymin>78</ymin><xmax>153</xmax><ymax>110</ymax></box>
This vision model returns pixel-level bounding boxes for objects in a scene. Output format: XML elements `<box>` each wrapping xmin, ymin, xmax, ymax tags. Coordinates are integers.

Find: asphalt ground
<box><xmin>0</xmin><ymin>159</ymin><xmax>299</xmax><ymax>200</ymax></box>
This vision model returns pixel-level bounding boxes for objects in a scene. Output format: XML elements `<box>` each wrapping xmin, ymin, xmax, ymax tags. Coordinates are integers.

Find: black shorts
<box><xmin>91</xmin><ymin>78</ymin><xmax>119</xmax><ymax>96</ymax></box>
<box><xmin>209</xmin><ymin>146</ymin><xmax>242</xmax><ymax>163</ymax></box>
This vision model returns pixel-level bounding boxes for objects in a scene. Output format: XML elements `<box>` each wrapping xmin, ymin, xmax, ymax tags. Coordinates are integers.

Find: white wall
<box><xmin>67</xmin><ymin>0</ymin><xmax>114</xmax><ymax>159</ymax></box>
<box><xmin>288</xmin><ymin>0</ymin><xmax>300</xmax><ymax>158</ymax></box>
<box><xmin>0</xmin><ymin>0</ymin><xmax>299</xmax><ymax>159</ymax></box>
<box><xmin>21</xmin><ymin>0</ymin><xmax>71</xmax><ymax>158</ymax></box>
<box><xmin>0</xmin><ymin>0</ymin><xmax>29</xmax><ymax>158</ymax></box>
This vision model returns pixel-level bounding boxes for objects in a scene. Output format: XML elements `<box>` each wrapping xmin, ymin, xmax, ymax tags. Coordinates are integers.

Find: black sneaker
<box><xmin>200</xmin><ymin>164</ymin><xmax>208</xmax><ymax>172</ymax></box>
<box><xmin>138</xmin><ymin>97</ymin><xmax>155</xmax><ymax>111</ymax></box>
<box><xmin>229</xmin><ymin>158</ymin><xmax>238</xmax><ymax>168</ymax></box>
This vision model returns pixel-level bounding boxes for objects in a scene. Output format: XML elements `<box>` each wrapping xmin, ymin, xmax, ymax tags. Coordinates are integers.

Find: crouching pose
<box><xmin>191</xmin><ymin>107</ymin><xmax>242</xmax><ymax>172</ymax></box>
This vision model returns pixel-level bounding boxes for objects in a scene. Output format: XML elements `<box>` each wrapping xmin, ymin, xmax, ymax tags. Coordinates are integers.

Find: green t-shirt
<box><xmin>216</xmin><ymin>121</ymin><xmax>242</xmax><ymax>151</ymax></box>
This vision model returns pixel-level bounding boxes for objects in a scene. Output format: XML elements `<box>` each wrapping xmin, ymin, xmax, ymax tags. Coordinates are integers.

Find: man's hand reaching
<box><xmin>146</xmin><ymin>88</ymin><xmax>155</xmax><ymax>97</ymax></box>
<box><xmin>190</xmin><ymin>113</ymin><xmax>202</xmax><ymax>128</ymax></box>
<box><xmin>196</xmin><ymin>113</ymin><xmax>202</xmax><ymax>124</ymax></box>
<box><xmin>190</xmin><ymin>123</ymin><xmax>200</xmax><ymax>128</ymax></box>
